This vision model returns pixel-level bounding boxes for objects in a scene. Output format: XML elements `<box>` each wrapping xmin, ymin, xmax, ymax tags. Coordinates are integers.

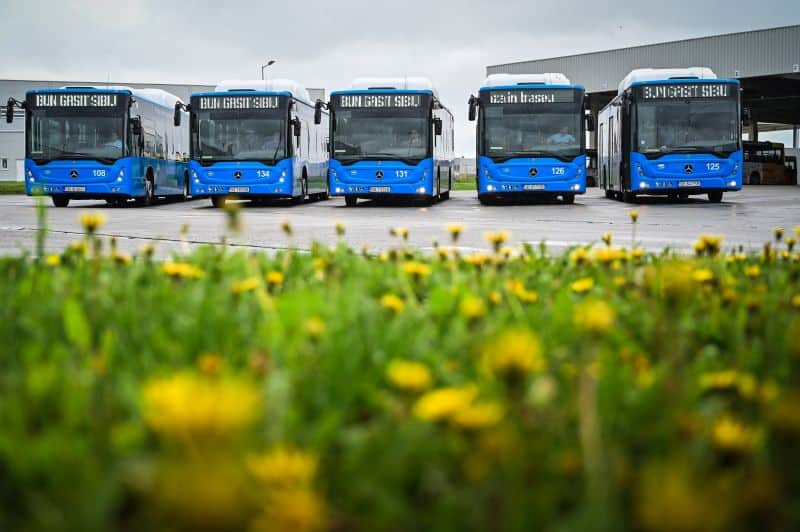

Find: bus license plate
<box><xmin>679</xmin><ymin>181</ymin><xmax>701</xmax><ymax>188</ymax></box>
<box><xmin>229</xmin><ymin>187</ymin><xmax>249</xmax><ymax>193</ymax></box>
<box><xmin>524</xmin><ymin>184</ymin><xmax>546</xmax><ymax>191</ymax></box>
<box><xmin>64</xmin><ymin>186</ymin><xmax>85</xmax><ymax>192</ymax></box>
<box><xmin>370</xmin><ymin>186</ymin><xmax>391</xmax><ymax>193</ymax></box>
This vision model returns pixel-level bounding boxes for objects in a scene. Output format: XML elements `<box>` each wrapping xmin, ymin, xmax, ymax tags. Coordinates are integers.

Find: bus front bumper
<box><xmin>330</xmin><ymin>183</ymin><xmax>433</xmax><ymax>197</ymax></box>
<box><xmin>479</xmin><ymin>180</ymin><xmax>585</xmax><ymax>194</ymax></box>
<box><xmin>190</xmin><ymin>183</ymin><xmax>294</xmax><ymax>197</ymax></box>
<box><xmin>631</xmin><ymin>177</ymin><xmax>741</xmax><ymax>193</ymax></box>
<box><xmin>27</xmin><ymin>182</ymin><xmax>134</xmax><ymax>197</ymax></box>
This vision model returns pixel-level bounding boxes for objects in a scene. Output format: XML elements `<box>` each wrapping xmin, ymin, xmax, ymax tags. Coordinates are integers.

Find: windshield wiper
<box><xmin>489</xmin><ymin>151</ymin><xmax>577</xmax><ymax>163</ymax></box>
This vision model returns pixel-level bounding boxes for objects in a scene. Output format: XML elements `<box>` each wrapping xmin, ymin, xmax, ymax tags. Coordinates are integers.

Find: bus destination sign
<box><xmin>640</xmin><ymin>84</ymin><xmax>732</xmax><ymax>100</ymax></box>
<box><xmin>31</xmin><ymin>93</ymin><xmax>122</xmax><ymax>108</ymax></box>
<box><xmin>485</xmin><ymin>90</ymin><xmax>575</xmax><ymax>105</ymax></box>
<box><xmin>196</xmin><ymin>96</ymin><xmax>281</xmax><ymax>110</ymax></box>
<box><xmin>335</xmin><ymin>94</ymin><xmax>423</xmax><ymax>109</ymax></box>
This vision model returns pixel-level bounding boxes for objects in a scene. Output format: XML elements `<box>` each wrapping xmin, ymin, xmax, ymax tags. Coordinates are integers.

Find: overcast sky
<box><xmin>3</xmin><ymin>1</ymin><xmax>798</xmax><ymax>154</ymax></box>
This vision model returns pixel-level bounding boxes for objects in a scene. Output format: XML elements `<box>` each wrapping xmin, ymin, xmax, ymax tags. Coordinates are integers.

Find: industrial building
<box><xmin>487</xmin><ymin>24</ymin><xmax>800</xmax><ymax>150</ymax></box>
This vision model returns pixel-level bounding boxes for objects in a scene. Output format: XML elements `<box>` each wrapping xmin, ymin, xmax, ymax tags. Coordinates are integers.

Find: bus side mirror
<box><xmin>314</xmin><ymin>101</ymin><xmax>323</xmax><ymax>125</ymax></box>
<box><xmin>742</xmin><ymin>107</ymin><xmax>752</xmax><ymax>127</ymax></box>
<box><xmin>5</xmin><ymin>99</ymin><xmax>15</xmax><ymax>124</ymax></box>
<box><xmin>434</xmin><ymin>117</ymin><xmax>443</xmax><ymax>136</ymax></box>
<box><xmin>173</xmin><ymin>102</ymin><xmax>182</xmax><ymax>127</ymax></box>
<box><xmin>586</xmin><ymin>113</ymin><xmax>595</xmax><ymax>132</ymax></box>
<box><xmin>293</xmin><ymin>118</ymin><xmax>301</xmax><ymax>137</ymax></box>
<box><xmin>131</xmin><ymin>116</ymin><xmax>142</xmax><ymax>135</ymax></box>
<box><xmin>468</xmin><ymin>96</ymin><xmax>477</xmax><ymax>122</ymax></box>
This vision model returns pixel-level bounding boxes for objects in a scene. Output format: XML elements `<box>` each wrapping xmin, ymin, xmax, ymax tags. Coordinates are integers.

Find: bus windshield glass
<box><xmin>331</xmin><ymin>93</ymin><xmax>431</xmax><ymax>165</ymax></box>
<box><xmin>194</xmin><ymin>109</ymin><xmax>287</xmax><ymax>164</ymax></box>
<box><xmin>481</xmin><ymin>88</ymin><xmax>583</xmax><ymax>162</ymax></box>
<box><xmin>27</xmin><ymin>108</ymin><xmax>125</xmax><ymax>164</ymax></box>
<box><xmin>635</xmin><ymin>84</ymin><xmax>739</xmax><ymax>157</ymax></box>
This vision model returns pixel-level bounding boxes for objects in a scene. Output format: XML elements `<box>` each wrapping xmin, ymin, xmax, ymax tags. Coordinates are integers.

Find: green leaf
<box><xmin>63</xmin><ymin>298</ymin><xmax>91</xmax><ymax>352</ymax></box>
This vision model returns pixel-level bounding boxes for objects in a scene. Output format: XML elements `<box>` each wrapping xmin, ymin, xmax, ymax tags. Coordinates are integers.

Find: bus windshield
<box><xmin>635</xmin><ymin>98</ymin><xmax>739</xmax><ymax>157</ymax></box>
<box><xmin>27</xmin><ymin>110</ymin><xmax>125</xmax><ymax>164</ymax></box>
<box><xmin>332</xmin><ymin>107</ymin><xmax>429</xmax><ymax>165</ymax></box>
<box><xmin>194</xmin><ymin>109</ymin><xmax>287</xmax><ymax>165</ymax></box>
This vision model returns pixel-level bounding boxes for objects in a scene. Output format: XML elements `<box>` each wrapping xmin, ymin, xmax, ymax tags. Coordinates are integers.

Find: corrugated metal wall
<box><xmin>488</xmin><ymin>25</ymin><xmax>800</xmax><ymax>93</ymax></box>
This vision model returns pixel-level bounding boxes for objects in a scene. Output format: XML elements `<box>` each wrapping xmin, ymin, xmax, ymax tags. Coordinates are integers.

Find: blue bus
<box><xmin>328</xmin><ymin>77</ymin><xmax>454</xmax><ymax>207</ymax></box>
<box><xmin>182</xmin><ymin>80</ymin><xmax>329</xmax><ymax>207</ymax></box>
<box><xmin>597</xmin><ymin>68</ymin><xmax>742</xmax><ymax>203</ymax></box>
<box><xmin>468</xmin><ymin>74</ymin><xmax>592</xmax><ymax>205</ymax></box>
<box><xmin>6</xmin><ymin>86</ymin><xmax>189</xmax><ymax>207</ymax></box>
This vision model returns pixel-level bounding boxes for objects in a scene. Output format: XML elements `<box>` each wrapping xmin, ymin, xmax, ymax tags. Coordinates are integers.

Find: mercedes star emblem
<box><xmin>529</xmin><ymin>168</ymin><xmax>539</xmax><ymax>177</ymax></box>
<box><xmin>234</xmin><ymin>171</ymin><xmax>242</xmax><ymax>179</ymax></box>
<box><xmin>69</xmin><ymin>170</ymin><xmax>79</xmax><ymax>178</ymax></box>
<box><xmin>684</xmin><ymin>164</ymin><xmax>694</xmax><ymax>174</ymax></box>
<box><xmin>375</xmin><ymin>170</ymin><xmax>384</xmax><ymax>179</ymax></box>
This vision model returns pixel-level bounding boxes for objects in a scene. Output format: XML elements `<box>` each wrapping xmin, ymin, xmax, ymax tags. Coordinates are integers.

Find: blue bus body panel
<box><xmin>190</xmin><ymin>158</ymin><xmax>295</xmax><ymax>197</ymax></box>
<box><xmin>630</xmin><ymin>151</ymin><xmax>742</xmax><ymax>192</ymax></box>
<box><xmin>329</xmin><ymin>159</ymin><xmax>435</xmax><ymax>196</ymax></box>
<box><xmin>25</xmin><ymin>157</ymin><xmax>187</xmax><ymax>197</ymax></box>
<box><xmin>477</xmin><ymin>155</ymin><xmax>587</xmax><ymax>194</ymax></box>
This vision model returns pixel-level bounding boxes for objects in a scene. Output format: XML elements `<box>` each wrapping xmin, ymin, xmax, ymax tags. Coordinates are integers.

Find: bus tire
<box><xmin>138</xmin><ymin>171</ymin><xmax>155</xmax><ymax>206</ymax></box>
<box><xmin>604</xmin><ymin>189</ymin><xmax>615</xmax><ymax>199</ymax></box>
<box><xmin>708</xmin><ymin>191</ymin><xmax>723</xmax><ymax>203</ymax></box>
<box><xmin>211</xmin><ymin>196</ymin><xmax>226</xmax><ymax>209</ymax></box>
<box><xmin>182</xmin><ymin>173</ymin><xmax>190</xmax><ymax>202</ymax></box>
<box><xmin>295</xmin><ymin>173</ymin><xmax>308</xmax><ymax>205</ymax></box>
<box><xmin>439</xmin><ymin>190</ymin><xmax>450</xmax><ymax>201</ymax></box>
<box><xmin>344</xmin><ymin>196</ymin><xmax>358</xmax><ymax>207</ymax></box>
<box><xmin>478</xmin><ymin>194</ymin><xmax>494</xmax><ymax>206</ymax></box>
<box><xmin>52</xmin><ymin>196</ymin><xmax>70</xmax><ymax>208</ymax></box>
<box><xmin>563</xmin><ymin>193</ymin><xmax>575</xmax><ymax>204</ymax></box>
<box><xmin>622</xmin><ymin>190</ymin><xmax>637</xmax><ymax>203</ymax></box>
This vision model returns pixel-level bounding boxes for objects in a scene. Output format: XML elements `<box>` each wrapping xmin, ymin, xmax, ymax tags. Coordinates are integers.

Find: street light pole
<box><xmin>261</xmin><ymin>60</ymin><xmax>276</xmax><ymax>80</ymax></box>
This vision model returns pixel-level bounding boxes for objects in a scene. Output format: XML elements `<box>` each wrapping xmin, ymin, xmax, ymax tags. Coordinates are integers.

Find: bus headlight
<box><xmin>639</xmin><ymin>181</ymin><xmax>649</xmax><ymax>189</ymax></box>
<box><xmin>487</xmin><ymin>184</ymin><xmax>495</xmax><ymax>192</ymax></box>
<box><xmin>417</xmin><ymin>187</ymin><xmax>426</xmax><ymax>194</ymax></box>
<box><xmin>27</xmin><ymin>170</ymin><xmax>33</xmax><ymax>178</ymax></box>
<box><xmin>728</xmin><ymin>180</ymin><xmax>737</xmax><ymax>188</ymax></box>
<box><xmin>571</xmin><ymin>184</ymin><xmax>581</xmax><ymax>191</ymax></box>
<box><xmin>192</xmin><ymin>171</ymin><xmax>198</xmax><ymax>179</ymax></box>
<box><xmin>29</xmin><ymin>177</ymin><xmax>35</xmax><ymax>183</ymax></box>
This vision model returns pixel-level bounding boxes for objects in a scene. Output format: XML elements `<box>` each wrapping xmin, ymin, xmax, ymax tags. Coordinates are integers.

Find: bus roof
<box><xmin>212</xmin><ymin>79</ymin><xmax>313</xmax><ymax>105</ymax></box>
<box><xmin>482</xmin><ymin>73</ymin><xmax>572</xmax><ymax>88</ymax></box>
<box><xmin>345</xmin><ymin>77</ymin><xmax>439</xmax><ymax>99</ymax></box>
<box><xmin>618</xmin><ymin>67</ymin><xmax>719</xmax><ymax>94</ymax></box>
<box><xmin>26</xmin><ymin>86</ymin><xmax>184</xmax><ymax>110</ymax></box>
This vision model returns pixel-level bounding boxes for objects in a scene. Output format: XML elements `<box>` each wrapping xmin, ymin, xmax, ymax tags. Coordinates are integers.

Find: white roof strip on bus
<box><xmin>213</xmin><ymin>79</ymin><xmax>313</xmax><ymax>105</ymax></box>
<box><xmin>349</xmin><ymin>77</ymin><xmax>439</xmax><ymax>99</ymax></box>
<box><xmin>58</xmin><ymin>85</ymin><xmax>185</xmax><ymax>108</ymax></box>
<box><xmin>617</xmin><ymin>67</ymin><xmax>718</xmax><ymax>95</ymax></box>
<box><xmin>482</xmin><ymin>73</ymin><xmax>571</xmax><ymax>87</ymax></box>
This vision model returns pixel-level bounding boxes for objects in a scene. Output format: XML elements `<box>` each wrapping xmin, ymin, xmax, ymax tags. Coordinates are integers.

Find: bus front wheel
<box><xmin>708</xmin><ymin>191</ymin><xmax>723</xmax><ymax>203</ymax></box>
<box><xmin>52</xmin><ymin>196</ymin><xmax>69</xmax><ymax>208</ymax></box>
<box><xmin>622</xmin><ymin>191</ymin><xmax>637</xmax><ymax>203</ymax></box>
<box><xmin>211</xmin><ymin>196</ymin><xmax>226</xmax><ymax>209</ymax></box>
<box><xmin>562</xmin><ymin>194</ymin><xmax>575</xmax><ymax>204</ymax></box>
<box><xmin>344</xmin><ymin>196</ymin><xmax>358</xmax><ymax>207</ymax></box>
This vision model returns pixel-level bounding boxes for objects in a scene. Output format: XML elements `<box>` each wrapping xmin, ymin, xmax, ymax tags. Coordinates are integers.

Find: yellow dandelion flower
<box><xmin>792</xmin><ymin>294</ymin><xmax>800</xmax><ymax>309</ymax></box>
<box><xmin>231</xmin><ymin>276</ymin><xmax>260</xmax><ymax>295</ymax></box>
<box><xmin>109</xmin><ymin>251</ymin><xmax>132</xmax><ymax>265</ymax></box>
<box><xmin>162</xmin><ymin>261</ymin><xmax>204</xmax><ymax>280</ymax></box>
<box><xmin>198</xmin><ymin>353</ymin><xmax>223</xmax><ymax>376</ymax></box>
<box><xmin>390</xmin><ymin>227</ymin><xmax>409</xmax><ymax>240</ymax></box>
<box><xmin>484</xmin><ymin>230</ymin><xmax>511</xmax><ymax>251</ymax></box>
<box><xmin>489</xmin><ymin>291</ymin><xmax>503</xmax><ymax>305</ymax></box>
<box><xmin>695</xmin><ymin>235</ymin><xmax>723</xmax><ymax>256</ymax></box>
<box><xmin>266</xmin><ymin>270</ymin><xmax>285</xmax><ymax>286</ymax></box>
<box><xmin>247</xmin><ymin>447</ymin><xmax>318</xmax><ymax>489</ymax></box>
<box><xmin>280</xmin><ymin>220</ymin><xmax>293</xmax><ymax>237</ymax></box>
<box><xmin>68</xmin><ymin>240</ymin><xmax>88</xmax><ymax>254</ymax></box>
<box><xmin>460</xmin><ymin>295</ymin><xmax>487</xmax><ymax>319</ymax></box>
<box><xmin>699</xmin><ymin>370</ymin><xmax>739</xmax><ymax>391</ymax></box>
<box><xmin>787</xmin><ymin>236</ymin><xmax>797</xmax><ymax>252</ymax></box>
<box><xmin>712</xmin><ymin>416</ymin><xmax>761</xmax><ymax>454</ymax></box>
<box><xmin>629</xmin><ymin>209</ymin><xmax>639</xmax><ymax>223</ymax></box>
<box><xmin>569</xmin><ymin>247</ymin><xmax>591</xmax><ymax>265</ymax></box>
<box><xmin>45</xmin><ymin>254</ymin><xmax>61</xmax><ymax>267</ymax></box>
<box><xmin>445</xmin><ymin>223</ymin><xmax>463</xmax><ymax>242</ymax></box>
<box><xmin>143</xmin><ymin>373</ymin><xmax>259</xmax><ymax>438</ymax></box>
<box><xmin>386</xmin><ymin>360</ymin><xmax>433</xmax><ymax>392</ymax></box>
<box><xmin>593</xmin><ymin>246</ymin><xmax>625</xmax><ymax>265</ymax></box>
<box><xmin>79</xmin><ymin>212</ymin><xmax>106</xmax><ymax>233</ymax></box>
<box><xmin>334</xmin><ymin>221</ymin><xmax>346</xmax><ymax>236</ymax></box>
<box><xmin>379</xmin><ymin>293</ymin><xmax>405</xmax><ymax>314</ymax></box>
<box><xmin>744</xmin><ymin>265</ymin><xmax>761</xmax><ymax>279</ymax></box>
<box><xmin>139</xmin><ymin>243</ymin><xmax>155</xmax><ymax>257</ymax></box>
<box><xmin>573</xmin><ymin>299</ymin><xmax>616</xmax><ymax>334</ymax></box>
<box><xmin>481</xmin><ymin>329</ymin><xmax>546</xmax><ymax>377</ymax></box>
<box><xmin>402</xmin><ymin>261</ymin><xmax>432</xmax><ymax>280</ymax></box>
<box><xmin>570</xmin><ymin>277</ymin><xmax>595</xmax><ymax>294</ymax></box>
<box><xmin>464</xmin><ymin>253</ymin><xmax>489</xmax><ymax>266</ymax></box>
<box><xmin>451</xmin><ymin>402</ymin><xmax>504</xmax><ymax>431</ymax></box>
<box><xmin>254</xmin><ymin>488</ymin><xmax>327</xmax><ymax>532</ymax></box>
<box><xmin>305</xmin><ymin>317</ymin><xmax>326</xmax><ymax>339</ymax></box>
<box><xmin>413</xmin><ymin>386</ymin><xmax>478</xmax><ymax>422</ymax></box>
<box><xmin>692</xmin><ymin>268</ymin><xmax>714</xmax><ymax>283</ymax></box>
<box><xmin>601</xmin><ymin>232</ymin><xmax>613</xmax><ymax>246</ymax></box>
<box><xmin>773</xmin><ymin>226</ymin><xmax>784</xmax><ymax>241</ymax></box>
<box><xmin>631</xmin><ymin>247</ymin><xmax>645</xmax><ymax>262</ymax></box>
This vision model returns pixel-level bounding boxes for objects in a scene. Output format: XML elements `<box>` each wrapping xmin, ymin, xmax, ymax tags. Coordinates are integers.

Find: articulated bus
<box><xmin>598</xmin><ymin>68</ymin><xmax>742</xmax><ymax>203</ymax></box>
<box><xmin>6</xmin><ymin>86</ymin><xmax>189</xmax><ymax>207</ymax></box>
<box><xmin>183</xmin><ymin>80</ymin><xmax>329</xmax><ymax>208</ymax></box>
<box><xmin>468</xmin><ymin>74</ymin><xmax>592</xmax><ymax>205</ymax></box>
<box><xmin>328</xmin><ymin>77</ymin><xmax>454</xmax><ymax>207</ymax></box>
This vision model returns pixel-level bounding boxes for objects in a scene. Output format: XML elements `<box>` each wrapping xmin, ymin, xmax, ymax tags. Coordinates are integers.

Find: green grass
<box><xmin>454</xmin><ymin>174</ymin><xmax>476</xmax><ymax>191</ymax></box>
<box><xmin>1</xmin><ymin>213</ymin><xmax>799</xmax><ymax>531</ymax></box>
<box><xmin>0</xmin><ymin>181</ymin><xmax>25</xmax><ymax>194</ymax></box>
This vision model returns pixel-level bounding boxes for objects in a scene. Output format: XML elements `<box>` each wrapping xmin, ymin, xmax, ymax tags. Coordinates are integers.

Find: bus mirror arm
<box><xmin>293</xmin><ymin>117</ymin><xmax>301</xmax><ymax>137</ymax></box>
<box><xmin>468</xmin><ymin>95</ymin><xmax>477</xmax><ymax>122</ymax></box>
<box><xmin>5</xmin><ymin>97</ymin><xmax>24</xmax><ymax>124</ymax></box>
<box><xmin>314</xmin><ymin>100</ymin><xmax>327</xmax><ymax>125</ymax></box>
<box><xmin>131</xmin><ymin>116</ymin><xmax>142</xmax><ymax>136</ymax></box>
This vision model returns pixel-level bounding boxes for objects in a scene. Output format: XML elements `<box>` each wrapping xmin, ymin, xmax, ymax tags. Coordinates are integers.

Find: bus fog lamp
<box><xmin>729</xmin><ymin>180</ymin><xmax>737</xmax><ymax>187</ymax></box>
<box><xmin>417</xmin><ymin>187</ymin><xmax>426</xmax><ymax>194</ymax></box>
<box><xmin>571</xmin><ymin>184</ymin><xmax>581</xmax><ymax>191</ymax></box>
<box><xmin>639</xmin><ymin>181</ymin><xmax>649</xmax><ymax>189</ymax></box>
<box><xmin>29</xmin><ymin>177</ymin><xmax>35</xmax><ymax>183</ymax></box>
<box><xmin>487</xmin><ymin>184</ymin><xmax>495</xmax><ymax>192</ymax></box>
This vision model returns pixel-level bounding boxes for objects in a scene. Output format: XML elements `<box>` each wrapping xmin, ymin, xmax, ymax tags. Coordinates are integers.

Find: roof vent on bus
<box><xmin>368</xmin><ymin>86</ymin><xmax>398</xmax><ymax>90</ymax></box>
<box><xmin>668</xmin><ymin>76</ymin><xmax>700</xmax><ymax>80</ymax></box>
<box><xmin>516</xmin><ymin>82</ymin><xmax>546</xmax><ymax>86</ymax></box>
